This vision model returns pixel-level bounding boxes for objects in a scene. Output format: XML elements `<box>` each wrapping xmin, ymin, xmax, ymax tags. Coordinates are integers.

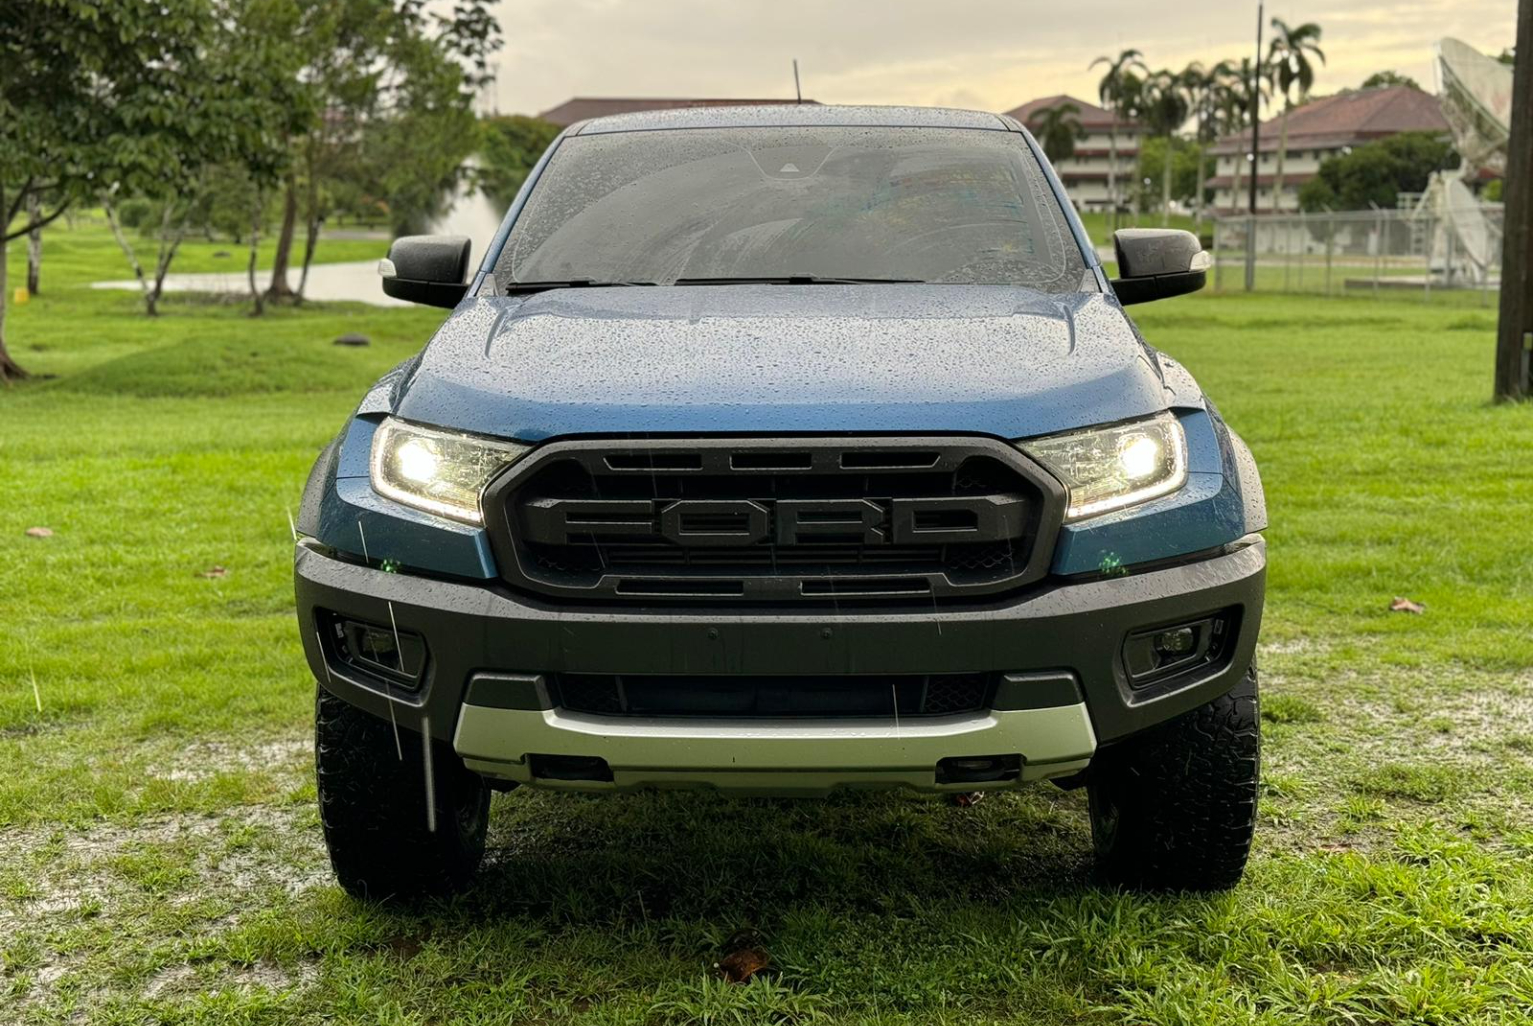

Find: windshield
<box><xmin>494</xmin><ymin>126</ymin><xmax>1087</xmax><ymax>292</ymax></box>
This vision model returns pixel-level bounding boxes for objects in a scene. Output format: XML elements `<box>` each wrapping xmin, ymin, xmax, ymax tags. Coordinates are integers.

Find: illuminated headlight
<box><xmin>1017</xmin><ymin>412</ymin><xmax>1188</xmax><ymax>521</ymax></box>
<box><xmin>369</xmin><ymin>417</ymin><xmax>529</xmax><ymax>524</ymax></box>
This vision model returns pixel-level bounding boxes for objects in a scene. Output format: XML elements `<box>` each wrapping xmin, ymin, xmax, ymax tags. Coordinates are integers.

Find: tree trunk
<box><xmin>1494</xmin><ymin>0</ymin><xmax>1532</xmax><ymax>402</ymax></box>
<box><xmin>1194</xmin><ymin>108</ymin><xmax>1207</xmax><ymax>228</ymax></box>
<box><xmin>248</xmin><ymin>190</ymin><xmax>266</xmax><ymax>317</ymax></box>
<box><xmin>1162</xmin><ymin>136</ymin><xmax>1173</xmax><ymax>226</ymax></box>
<box><xmin>1107</xmin><ymin>124</ymin><xmax>1119</xmax><ymax>234</ymax></box>
<box><xmin>265</xmin><ymin>172</ymin><xmax>298</xmax><ymax>300</ymax></box>
<box><xmin>1274</xmin><ymin>101</ymin><xmax>1291</xmax><ymax>213</ymax></box>
<box><xmin>295</xmin><ymin>140</ymin><xmax>321</xmax><ymax>304</ymax></box>
<box><xmin>1231</xmin><ymin>143</ymin><xmax>1244</xmax><ymax>219</ymax></box>
<box><xmin>296</xmin><ymin>214</ymin><xmax>321</xmax><ymax>305</ymax></box>
<box><xmin>149</xmin><ymin>216</ymin><xmax>189</xmax><ymax>319</ymax></box>
<box><xmin>1195</xmin><ymin>146</ymin><xmax>1207</xmax><ymax>228</ymax></box>
<box><xmin>103</xmin><ymin>199</ymin><xmax>154</xmax><ymax>312</ymax></box>
<box><xmin>0</xmin><ymin>194</ymin><xmax>27</xmax><ymax>384</ymax></box>
<box><xmin>26</xmin><ymin>191</ymin><xmax>43</xmax><ymax>296</ymax></box>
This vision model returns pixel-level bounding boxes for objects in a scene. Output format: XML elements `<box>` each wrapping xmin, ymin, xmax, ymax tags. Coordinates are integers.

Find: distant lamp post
<box><xmin>1244</xmin><ymin>0</ymin><xmax>1265</xmax><ymax>292</ymax></box>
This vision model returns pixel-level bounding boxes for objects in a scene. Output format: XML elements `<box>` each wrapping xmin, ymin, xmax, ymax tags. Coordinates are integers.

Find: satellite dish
<box><xmin>1410</xmin><ymin>38</ymin><xmax>1514</xmax><ymax>287</ymax></box>
<box><xmin>1435</xmin><ymin>38</ymin><xmax>1514</xmax><ymax>175</ymax></box>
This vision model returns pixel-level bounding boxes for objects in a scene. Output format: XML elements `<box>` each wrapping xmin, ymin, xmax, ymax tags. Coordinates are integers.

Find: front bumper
<box><xmin>294</xmin><ymin>538</ymin><xmax>1264</xmax><ymax>794</ymax></box>
<box><xmin>454</xmin><ymin>700</ymin><xmax>1097</xmax><ymax>795</ymax></box>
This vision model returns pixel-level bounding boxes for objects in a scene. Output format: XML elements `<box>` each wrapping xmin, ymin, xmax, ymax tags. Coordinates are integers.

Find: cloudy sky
<box><xmin>488</xmin><ymin>0</ymin><xmax>1516</xmax><ymax>118</ymax></box>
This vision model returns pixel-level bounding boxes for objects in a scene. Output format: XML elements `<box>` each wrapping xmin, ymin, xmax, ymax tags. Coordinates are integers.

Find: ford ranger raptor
<box><xmin>295</xmin><ymin>104</ymin><xmax>1266</xmax><ymax>900</ymax></box>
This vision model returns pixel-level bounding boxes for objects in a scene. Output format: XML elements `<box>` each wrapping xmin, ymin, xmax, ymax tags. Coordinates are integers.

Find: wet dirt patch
<box><xmin>0</xmin><ymin>801</ymin><xmax>329</xmax><ymax>1015</ymax></box>
<box><xmin>157</xmin><ymin>734</ymin><xmax>312</xmax><ymax>784</ymax></box>
<box><xmin>1254</xmin><ymin>666</ymin><xmax>1533</xmax><ymax>854</ymax></box>
<box><xmin>141</xmin><ymin>958</ymin><xmax>321</xmax><ymax>1001</ymax></box>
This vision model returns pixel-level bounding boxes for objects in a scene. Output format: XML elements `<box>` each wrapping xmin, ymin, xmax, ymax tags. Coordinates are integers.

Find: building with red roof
<box><xmin>1209</xmin><ymin>85</ymin><xmax>1450</xmax><ymax>213</ymax></box>
<box><xmin>1003</xmin><ymin>95</ymin><xmax>1145</xmax><ymax>211</ymax></box>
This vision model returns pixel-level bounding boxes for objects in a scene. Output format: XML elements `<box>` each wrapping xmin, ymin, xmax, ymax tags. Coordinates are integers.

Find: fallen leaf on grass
<box><xmin>715</xmin><ymin>929</ymin><xmax>769</xmax><ymax>983</ymax></box>
<box><xmin>25</xmin><ymin>526</ymin><xmax>53</xmax><ymax>538</ymax></box>
<box><xmin>198</xmin><ymin>566</ymin><xmax>229</xmax><ymax>578</ymax></box>
<box><xmin>717</xmin><ymin>947</ymin><xmax>770</xmax><ymax>983</ymax></box>
<box><xmin>1390</xmin><ymin>596</ymin><xmax>1425</xmax><ymax>614</ymax></box>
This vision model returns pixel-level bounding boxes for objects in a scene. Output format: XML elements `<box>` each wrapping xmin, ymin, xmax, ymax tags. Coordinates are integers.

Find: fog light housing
<box><xmin>1122</xmin><ymin>612</ymin><xmax>1232</xmax><ymax>687</ymax></box>
<box><xmin>1154</xmin><ymin>626</ymin><xmax>1196</xmax><ymax>656</ymax></box>
<box><xmin>318</xmin><ymin>610</ymin><xmax>427</xmax><ymax>688</ymax></box>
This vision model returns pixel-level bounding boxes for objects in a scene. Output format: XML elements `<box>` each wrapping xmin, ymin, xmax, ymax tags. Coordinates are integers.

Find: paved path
<box><xmin>91</xmin><ymin>261</ymin><xmax>407</xmax><ymax>308</ymax></box>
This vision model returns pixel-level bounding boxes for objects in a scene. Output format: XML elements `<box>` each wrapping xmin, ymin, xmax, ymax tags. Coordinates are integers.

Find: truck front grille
<box><xmin>482</xmin><ymin>438</ymin><xmax>1065</xmax><ymax>603</ymax></box>
<box><xmin>553</xmin><ymin>673</ymin><xmax>995</xmax><ymax>718</ymax></box>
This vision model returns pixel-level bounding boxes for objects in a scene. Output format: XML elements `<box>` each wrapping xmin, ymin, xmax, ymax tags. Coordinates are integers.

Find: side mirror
<box><xmin>1110</xmin><ymin>229</ymin><xmax>1210</xmax><ymax>305</ymax></box>
<box><xmin>379</xmin><ymin>235</ymin><xmax>472</xmax><ymax>308</ymax></box>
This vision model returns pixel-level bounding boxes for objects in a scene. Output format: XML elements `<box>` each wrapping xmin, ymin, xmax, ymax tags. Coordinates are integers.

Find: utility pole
<box><xmin>793</xmin><ymin>59</ymin><xmax>803</xmax><ymax>104</ymax></box>
<box><xmin>1244</xmin><ymin>0</ymin><xmax>1265</xmax><ymax>292</ymax></box>
<box><xmin>1494</xmin><ymin>0</ymin><xmax>1532</xmax><ymax>402</ymax></box>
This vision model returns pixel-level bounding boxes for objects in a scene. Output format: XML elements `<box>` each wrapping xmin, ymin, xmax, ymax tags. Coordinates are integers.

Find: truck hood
<box><xmin>394</xmin><ymin>284</ymin><xmax>1193</xmax><ymax>440</ymax></box>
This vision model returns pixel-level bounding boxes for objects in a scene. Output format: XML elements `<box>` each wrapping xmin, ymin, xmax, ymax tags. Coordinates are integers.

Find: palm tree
<box><xmin>1267</xmin><ymin>18</ymin><xmax>1325</xmax><ymax>211</ymax></box>
<box><xmin>1029</xmin><ymin>102</ymin><xmax>1086</xmax><ymax>166</ymax></box>
<box><xmin>1184</xmin><ymin>60</ymin><xmax>1231</xmax><ymax>227</ymax></box>
<box><xmin>1140</xmin><ymin>70</ymin><xmax>1190</xmax><ymax>225</ymax></box>
<box><xmin>1218</xmin><ymin>58</ymin><xmax>1268</xmax><ymax>215</ymax></box>
<box><xmin>1090</xmin><ymin>48</ymin><xmax>1147</xmax><ymax>230</ymax></box>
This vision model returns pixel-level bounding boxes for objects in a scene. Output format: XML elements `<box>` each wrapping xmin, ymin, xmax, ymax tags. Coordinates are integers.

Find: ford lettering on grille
<box><xmin>522</xmin><ymin>496</ymin><xmax>1029</xmax><ymax>547</ymax></box>
<box><xmin>481</xmin><ymin>438</ymin><xmax>1067</xmax><ymax>603</ymax></box>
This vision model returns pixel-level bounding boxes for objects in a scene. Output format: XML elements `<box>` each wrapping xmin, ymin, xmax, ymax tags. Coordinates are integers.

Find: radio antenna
<box><xmin>793</xmin><ymin>59</ymin><xmax>803</xmax><ymax>103</ymax></box>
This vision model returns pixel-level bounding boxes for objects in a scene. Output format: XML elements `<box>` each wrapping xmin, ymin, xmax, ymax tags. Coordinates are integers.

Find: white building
<box><xmin>1004</xmin><ymin>95</ymin><xmax>1145</xmax><ymax>212</ymax></box>
<box><xmin>1209</xmin><ymin>85</ymin><xmax>1450</xmax><ymax>214</ymax></box>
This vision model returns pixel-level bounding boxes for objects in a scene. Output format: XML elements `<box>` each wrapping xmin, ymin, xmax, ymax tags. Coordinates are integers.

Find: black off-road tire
<box><xmin>315</xmin><ymin>686</ymin><xmax>490</xmax><ymax>902</ymax></box>
<box><xmin>1087</xmin><ymin>668</ymin><xmax>1260</xmax><ymax>891</ymax></box>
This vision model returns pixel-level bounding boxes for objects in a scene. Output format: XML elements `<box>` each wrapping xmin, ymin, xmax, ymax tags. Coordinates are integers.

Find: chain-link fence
<box><xmin>1209</xmin><ymin>206</ymin><xmax>1504</xmax><ymax>302</ymax></box>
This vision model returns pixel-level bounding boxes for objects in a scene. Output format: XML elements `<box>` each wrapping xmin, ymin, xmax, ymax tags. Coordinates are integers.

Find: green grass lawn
<box><xmin>4</xmin><ymin>221</ymin><xmax>1533</xmax><ymax>1025</ymax></box>
<box><xmin>8</xmin><ymin>209</ymin><xmax>387</xmax><ymax>289</ymax></box>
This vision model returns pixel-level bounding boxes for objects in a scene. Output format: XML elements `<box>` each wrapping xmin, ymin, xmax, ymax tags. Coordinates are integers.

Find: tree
<box><xmin>1296</xmin><ymin>132</ymin><xmax>1458</xmax><ymax>211</ymax></box>
<box><xmin>0</xmin><ymin>0</ymin><xmax>213</xmax><ymax>382</ymax></box>
<box><xmin>1090</xmin><ymin>49</ymin><xmax>1148</xmax><ymax>230</ymax></box>
<box><xmin>1213</xmin><ymin>64</ymin><xmax>1250</xmax><ymax>214</ymax></box>
<box><xmin>1268</xmin><ymin>18</ymin><xmax>1326</xmax><ymax>211</ymax></box>
<box><xmin>1184</xmin><ymin>61</ymin><xmax>1230</xmax><ymax>226</ymax></box>
<box><xmin>477</xmin><ymin>116</ymin><xmax>562</xmax><ymax>207</ymax></box>
<box><xmin>357</xmin><ymin>30</ymin><xmax>483</xmax><ymax>238</ymax></box>
<box><xmin>266</xmin><ymin>0</ymin><xmax>503</xmax><ymax>304</ymax></box>
<box><xmin>1138</xmin><ymin>137</ymin><xmax>1204</xmax><ymax>210</ymax></box>
<box><xmin>98</xmin><ymin>0</ymin><xmax>306</xmax><ymax>316</ymax></box>
<box><xmin>1362</xmin><ymin>70</ymin><xmax>1421</xmax><ymax>90</ymax></box>
<box><xmin>1027</xmin><ymin>104</ymin><xmax>1086</xmax><ymax>167</ymax></box>
<box><xmin>1140</xmin><ymin>70</ymin><xmax>1190</xmax><ymax>224</ymax></box>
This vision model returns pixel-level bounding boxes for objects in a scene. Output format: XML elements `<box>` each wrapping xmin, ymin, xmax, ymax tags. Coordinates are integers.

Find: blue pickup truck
<box><xmin>295</xmin><ymin>104</ymin><xmax>1266</xmax><ymax>901</ymax></box>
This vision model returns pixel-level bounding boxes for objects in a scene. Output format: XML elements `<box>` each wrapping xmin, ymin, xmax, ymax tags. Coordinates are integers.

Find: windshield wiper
<box><xmin>671</xmin><ymin>275</ymin><xmax>927</xmax><ymax>286</ymax></box>
<box><xmin>503</xmin><ymin>278</ymin><xmax>658</xmax><ymax>294</ymax></box>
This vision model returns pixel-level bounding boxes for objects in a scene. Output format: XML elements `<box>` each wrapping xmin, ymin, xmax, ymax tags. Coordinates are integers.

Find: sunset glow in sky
<box><xmin>487</xmin><ymin>0</ymin><xmax>1516</xmax><ymax>118</ymax></box>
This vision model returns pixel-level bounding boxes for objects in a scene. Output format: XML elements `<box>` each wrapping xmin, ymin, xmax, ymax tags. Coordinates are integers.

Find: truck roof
<box><xmin>568</xmin><ymin>103</ymin><xmax>1016</xmax><ymax>135</ymax></box>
